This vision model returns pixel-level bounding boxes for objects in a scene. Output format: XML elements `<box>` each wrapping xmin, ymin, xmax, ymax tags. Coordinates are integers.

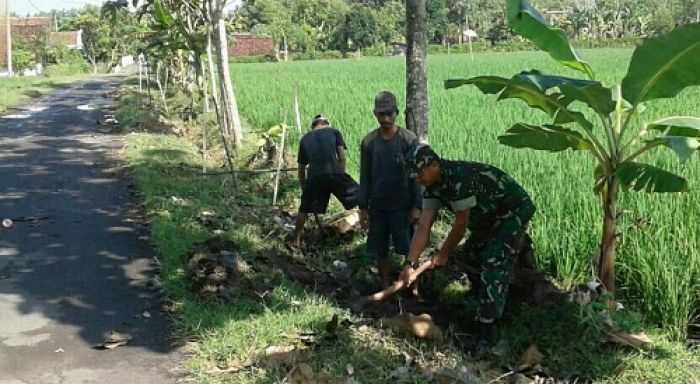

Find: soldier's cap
<box><xmin>311</xmin><ymin>114</ymin><xmax>329</xmax><ymax>128</ymax></box>
<box><xmin>407</xmin><ymin>143</ymin><xmax>440</xmax><ymax>178</ymax></box>
<box><xmin>373</xmin><ymin>91</ymin><xmax>398</xmax><ymax>114</ymax></box>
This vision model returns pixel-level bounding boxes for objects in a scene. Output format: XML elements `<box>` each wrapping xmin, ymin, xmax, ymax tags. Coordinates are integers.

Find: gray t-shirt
<box><xmin>358</xmin><ymin>127</ymin><xmax>421</xmax><ymax>211</ymax></box>
<box><xmin>297</xmin><ymin>127</ymin><xmax>347</xmax><ymax>178</ymax></box>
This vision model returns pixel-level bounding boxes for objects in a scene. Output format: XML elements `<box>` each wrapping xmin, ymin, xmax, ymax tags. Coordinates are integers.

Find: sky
<box><xmin>13</xmin><ymin>0</ymin><xmax>104</xmax><ymax>15</ymax></box>
<box><xmin>12</xmin><ymin>0</ymin><xmax>240</xmax><ymax>16</ymax></box>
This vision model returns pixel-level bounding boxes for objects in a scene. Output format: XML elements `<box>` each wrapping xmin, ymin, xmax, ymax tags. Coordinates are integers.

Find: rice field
<box><xmin>230</xmin><ymin>49</ymin><xmax>699</xmax><ymax>339</ymax></box>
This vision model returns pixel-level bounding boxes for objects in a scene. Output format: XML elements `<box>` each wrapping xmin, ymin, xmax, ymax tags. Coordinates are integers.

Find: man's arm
<box><xmin>358</xmin><ymin>139</ymin><xmax>371</xmax><ymax>210</ymax></box>
<box><xmin>406</xmin><ymin>209</ymin><xmax>438</xmax><ymax>264</ymax></box>
<box><xmin>431</xmin><ymin>209</ymin><xmax>470</xmax><ymax>267</ymax></box>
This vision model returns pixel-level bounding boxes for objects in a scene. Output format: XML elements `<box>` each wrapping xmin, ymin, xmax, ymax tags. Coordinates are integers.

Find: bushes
<box><xmin>290</xmin><ymin>50</ymin><xmax>345</xmax><ymax>61</ymax></box>
<box><xmin>43</xmin><ymin>50</ymin><xmax>90</xmax><ymax>77</ymax></box>
<box><xmin>229</xmin><ymin>54</ymin><xmax>277</xmax><ymax>64</ymax></box>
<box><xmin>231</xmin><ymin>38</ymin><xmax>642</xmax><ymax>64</ymax></box>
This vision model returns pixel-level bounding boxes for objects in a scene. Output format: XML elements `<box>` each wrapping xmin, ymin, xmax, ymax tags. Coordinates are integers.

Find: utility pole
<box><xmin>465</xmin><ymin>12</ymin><xmax>473</xmax><ymax>61</ymax></box>
<box><xmin>5</xmin><ymin>0</ymin><xmax>11</xmax><ymax>75</ymax></box>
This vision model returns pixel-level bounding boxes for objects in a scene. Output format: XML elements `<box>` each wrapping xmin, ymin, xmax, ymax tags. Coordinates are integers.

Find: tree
<box><xmin>210</xmin><ymin>0</ymin><xmax>243</xmax><ymax>149</ymax></box>
<box><xmin>376</xmin><ymin>0</ymin><xmax>406</xmax><ymax>45</ymax></box>
<box><xmin>73</xmin><ymin>5</ymin><xmax>111</xmax><ymax>73</ymax></box>
<box><xmin>406</xmin><ymin>0</ymin><xmax>429</xmax><ymax>142</ymax></box>
<box><xmin>427</xmin><ymin>0</ymin><xmax>449</xmax><ymax>44</ymax></box>
<box><xmin>446</xmin><ymin>0</ymin><xmax>700</xmax><ymax>296</ymax></box>
<box><xmin>340</xmin><ymin>4</ymin><xmax>378</xmax><ymax>51</ymax></box>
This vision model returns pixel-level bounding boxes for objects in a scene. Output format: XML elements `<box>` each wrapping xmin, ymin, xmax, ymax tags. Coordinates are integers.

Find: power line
<box><xmin>26</xmin><ymin>0</ymin><xmax>44</xmax><ymax>13</ymax></box>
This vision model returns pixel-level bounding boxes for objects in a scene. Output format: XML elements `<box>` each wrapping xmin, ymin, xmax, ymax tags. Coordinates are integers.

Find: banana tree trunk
<box><xmin>212</xmin><ymin>12</ymin><xmax>242</xmax><ymax>149</ymax></box>
<box><xmin>599</xmin><ymin>176</ymin><xmax>619</xmax><ymax>295</ymax></box>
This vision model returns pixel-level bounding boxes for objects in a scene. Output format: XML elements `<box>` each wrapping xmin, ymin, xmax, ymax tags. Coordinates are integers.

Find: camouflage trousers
<box><xmin>467</xmin><ymin>201</ymin><xmax>535</xmax><ymax>324</ymax></box>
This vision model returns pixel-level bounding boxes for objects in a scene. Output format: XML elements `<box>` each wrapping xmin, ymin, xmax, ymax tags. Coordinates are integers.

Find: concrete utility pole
<box><xmin>5</xmin><ymin>0</ymin><xmax>11</xmax><ymax>75</ymax></box>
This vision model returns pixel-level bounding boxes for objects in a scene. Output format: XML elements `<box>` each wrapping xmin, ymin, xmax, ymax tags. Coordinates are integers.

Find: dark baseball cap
<box><xmin>374</xmin><ymin>91</ymin><xmax>398</xmax><ymax>114</ymax></box>
<box><xmin>311</xmin><ymin>114</ymin><xmax>329</xmax><ymax>128</ymax></box>
<box><xmin>407</xmin><ymin>143</ymin><xmax>440</xmax><ymax>178</ymax></box>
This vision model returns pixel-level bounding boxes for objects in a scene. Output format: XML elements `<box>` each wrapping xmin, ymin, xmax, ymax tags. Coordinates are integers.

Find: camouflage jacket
<box><xmin>422</xmin><ymin>160</ymin><xmax>533</xmax><ymax>233</ymax></box>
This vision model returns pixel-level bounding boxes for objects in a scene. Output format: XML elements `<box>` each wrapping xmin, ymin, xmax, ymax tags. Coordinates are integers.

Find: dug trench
<box><xmin>183</xmin><ymin>211</ymin><xmax>567</xmax><ymax>352</ymax></box>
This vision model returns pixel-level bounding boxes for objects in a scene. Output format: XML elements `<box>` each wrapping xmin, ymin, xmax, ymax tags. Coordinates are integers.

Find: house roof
<box><xmin>51</xmin><ymin>31</ymin><xmax>81</xmax><ymax>46</ymax></box>
<box><xmin>11</xmin><ymin>17</ymin><xmax>52</xmax><ymax>27</ymax></box>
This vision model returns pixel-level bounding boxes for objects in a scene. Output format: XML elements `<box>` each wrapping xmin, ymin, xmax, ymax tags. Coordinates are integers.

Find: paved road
<box><xmin>0</xmin><ymin>78</ymin><xmax>181</xmax><ymax>383</ymax></box>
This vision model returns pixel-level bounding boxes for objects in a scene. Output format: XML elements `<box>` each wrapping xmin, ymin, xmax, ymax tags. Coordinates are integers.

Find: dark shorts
<box><xmin>367</xmin><ymin>208</ymin><xmax>412</xmax><ymax>256</ymax></box>
<box><xmin>300</xmin><ymin>173</ymin><xmax>359</xmax><ymax>214</ymax></box>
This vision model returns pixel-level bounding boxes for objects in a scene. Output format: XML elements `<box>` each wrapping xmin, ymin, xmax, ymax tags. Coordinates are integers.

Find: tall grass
<box><xmin>230</xmin><ymin>49</ymin><xmax>699</xmax><ymax>339</ymax></box>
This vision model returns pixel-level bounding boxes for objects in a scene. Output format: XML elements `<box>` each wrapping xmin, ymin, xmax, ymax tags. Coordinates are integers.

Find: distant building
<box><xmin>11</xmin><ymin>17</ymin><xmax>82</xmax><ymax>49</ymax></box>
<box><xmin>51</xmin><ymin>31</ymin><xmax>83</xmax><ymax>50</ymax></box>
<box><xmin>390</xmin><ymin>42</ymin><xmax>406</xmax><ymax>56</ymax></box>
<box><xmin>11</xmin><ymin>17</ymin><xmax>51</xmax><ymax>40</ymax></box>
<box><xmin>228</xmin><ymin>33</ymin><xmax>275</xmax><ymax>57</ymax></box>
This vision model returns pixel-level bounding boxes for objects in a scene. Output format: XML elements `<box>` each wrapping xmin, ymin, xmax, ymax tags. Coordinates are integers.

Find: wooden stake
<box><xmin>294</xmin><ymin>90</ymin><xmax>302</xmax><ymax>135</ymax></box>
<box><xmin>272</xmin><ymin>124</ymin><xmax>288</xmax><ymax>206</ymax></box>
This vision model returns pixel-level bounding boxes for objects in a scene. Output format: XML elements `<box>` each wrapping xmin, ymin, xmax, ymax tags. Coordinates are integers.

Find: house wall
<box><xmin>228</xmin><ymin>34</ymin><xmax>275</xmax><ymax>57</ymax></box>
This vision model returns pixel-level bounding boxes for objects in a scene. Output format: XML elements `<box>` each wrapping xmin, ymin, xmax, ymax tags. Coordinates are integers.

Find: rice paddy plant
<box><xmin>230</xmin><ymin>49</ymin><xmax>700</xmax><ymax>339</ymax></box>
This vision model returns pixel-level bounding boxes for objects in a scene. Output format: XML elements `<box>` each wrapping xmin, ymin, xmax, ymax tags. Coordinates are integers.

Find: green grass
<box><xmin>118</xmin><ymin>80</ymin><xmax>700</xmax><ymax>383</ymax></box>
<box><xmin>0</xmin><ymin>74</ymin><xmax>89</xmax><ymax>113</ymax></box>
<box><xmin>230</xmin><ymin>49</ymin><xmax>700</xmax><ymax>340</ymax></box>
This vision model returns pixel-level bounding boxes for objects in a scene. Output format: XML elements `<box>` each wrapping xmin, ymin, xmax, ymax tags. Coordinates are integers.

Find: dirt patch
<box><xmin>185</xmin><ymin>238</ymin><xmax>271</xmax><ymax>301</ymax></box>
<box><xmin>185</xmin><ymin>229</ymin><xmax>567</xmax><ymax>352</ymax></box>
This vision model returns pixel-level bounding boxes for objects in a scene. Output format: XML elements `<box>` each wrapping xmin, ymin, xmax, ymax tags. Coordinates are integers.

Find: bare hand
<box><xmin>409</xmin><ymin>207</ymin><xmax>421</xmax><ymax>224</ymax></box>
<box><xmin>400</xmin><ymin>265</ymin><xmax>415</xmax><ymax>286</ymax></box>
<box><xmin>431</xmin><ymin>252</ymin><xmax>448</xmax><ymax>268</ymax></box>
<box><xmin>360</xmin><ymin>209</ymin><xmax>369</xmax><ymax>229</ymax></box>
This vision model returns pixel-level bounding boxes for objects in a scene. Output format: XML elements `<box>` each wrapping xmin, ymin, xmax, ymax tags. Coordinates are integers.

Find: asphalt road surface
<box><xmin>0</xmin><ymin>77</ymin><xmax>181</xmax><ymax>383</ymax></box>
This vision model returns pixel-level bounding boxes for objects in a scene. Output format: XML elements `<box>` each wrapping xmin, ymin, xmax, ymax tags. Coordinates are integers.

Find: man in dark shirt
<box><xmin>400</xmin><ymin>144</ymin><xmax>536</xmax><ymax>351</ymax></box>
<box><xmin>359</xmin><ymin>91</ymin><xmax>422</xmax><ymax>287</ymax></box>
<box><xmin>292</xmin><ymin>114</ymin><xmax>359</xmax><ymax>248</ymax></box>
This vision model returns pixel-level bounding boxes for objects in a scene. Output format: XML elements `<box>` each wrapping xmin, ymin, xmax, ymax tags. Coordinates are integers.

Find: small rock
<box><xmin>2</xmin><ymin>218</ymin><xmax>12</xmax><ymax>228</ymax></box>
<box><xmin>389</xmin><ymin>366</ymin><xmax>409</xmax><ymax>380</ymax></box>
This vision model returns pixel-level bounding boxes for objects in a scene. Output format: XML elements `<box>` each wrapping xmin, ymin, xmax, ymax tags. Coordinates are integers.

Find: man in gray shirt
<box><xmin>359</xmin><ymin>91</ymin><xmax>422</xmax><ymax>287</ymax></box>
<box><xmin>292</xmin><ymin>114</ymin><xmax>359</xmax><ymax>248</ymax></box>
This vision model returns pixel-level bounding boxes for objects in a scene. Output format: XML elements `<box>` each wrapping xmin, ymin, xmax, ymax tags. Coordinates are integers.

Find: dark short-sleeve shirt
<box><xmin>358</xmin><ymin>127</ymin><xmax>422</xmax><ymax>211</ymax></box>
<box><xmin>423</xmin><ymin>160</ymin><xmax>532</xmax><ymax>233</ymax></box>
<box><xmin>297</xmin><ymin>127</ymin><xmax>346</xmax><ymax>179</ymax></box>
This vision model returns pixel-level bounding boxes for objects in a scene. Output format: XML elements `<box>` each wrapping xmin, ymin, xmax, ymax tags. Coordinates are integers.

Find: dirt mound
<box><xmin>185</xmin><ymin>238</ymin><xmax>259</xmax><ymax>300</ymax></box>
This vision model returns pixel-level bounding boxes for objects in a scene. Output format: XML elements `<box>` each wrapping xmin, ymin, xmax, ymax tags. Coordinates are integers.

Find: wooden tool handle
<box><xmin>364</xmin><ymin>260</ymin><xmax>433</xmax><ymax>304</ymax></box>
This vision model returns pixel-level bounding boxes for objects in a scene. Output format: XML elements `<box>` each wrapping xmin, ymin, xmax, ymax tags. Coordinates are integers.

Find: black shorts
<box><xmin>367</xmin><ymin>208</ymin><xmax>411</xmax><ymax>256</ymax></box>
<box><xmin>300</xmin><ymin>173</ymin><xmax>359</xmax><ymax>214</ymax></box>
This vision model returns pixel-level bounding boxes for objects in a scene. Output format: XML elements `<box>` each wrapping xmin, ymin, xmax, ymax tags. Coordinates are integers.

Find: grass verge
<box><xmin>0</xmin><ymin>74</ymin><xmax>90</xmax><ymax>113</ymax></box>
<box><xmin>117</xmin><ymin>83</ymin><xmax>699</xmax><ymax>383</ymax></box>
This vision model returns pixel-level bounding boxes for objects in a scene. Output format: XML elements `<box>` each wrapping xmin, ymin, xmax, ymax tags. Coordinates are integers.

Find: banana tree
<box><xmin>445</xmin><ymin>0</ymin><xmax>700</xmax><ymax>295</ymax></box>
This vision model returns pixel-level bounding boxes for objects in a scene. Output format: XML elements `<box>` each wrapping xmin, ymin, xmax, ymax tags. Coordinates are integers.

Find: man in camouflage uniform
<box><xmin>400</xmin><ymin>144</ymin><xmax>535</xmax><ymax>348</ymax></box>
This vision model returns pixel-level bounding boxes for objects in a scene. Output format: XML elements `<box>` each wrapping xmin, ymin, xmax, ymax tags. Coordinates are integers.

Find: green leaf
<box><xmin>445</xmin><ymin>75</ymin><xmax>593</xmax><ymax>129</ymax></box>
<box><xmin>506</xmin><ymin>0</ymin><xmax>594</xmax><ymax>79</ymax></box>
<box><xmin>646</xmin><ymin>136</ymin><xmax>700</xmax><ymax>162</ymax></box>
<box><xmin>498</xmin><ymin>123</ymin><xmax>593</xmax><ymax>152</ymax></box>
<box><xmin>515</xmin><ymin>70</ymin><xmax>615</xmax><ymax>115</ymax></box>
<box><xmin>616</xmin><ymin>162</ymin><xmax>689</xmax><ymax>193</ymax></box>
<box><xmin>622</xmin><ymin>23</ymin><xmax>700</xmax><ymax>105</ymax></box>
<box><xmin>153</xmin><ymin>0</ymin><xmax>175</xmax><ymax>28</ymax></box>
<box><xmin>647</xmin><ymin>116</ymin><xmax>700</xmax><ymax>138</ymax></box>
